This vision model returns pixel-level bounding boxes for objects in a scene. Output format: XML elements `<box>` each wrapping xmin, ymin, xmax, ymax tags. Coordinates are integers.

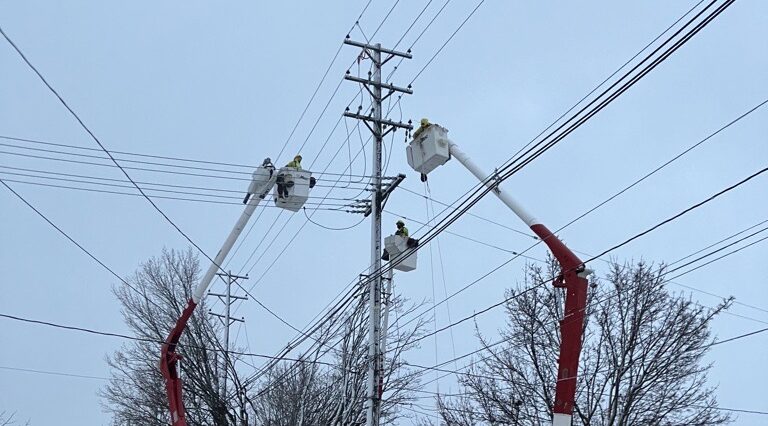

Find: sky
<box><xmin>1</xmin><ymin>1</ymin><xmax>767</xmax><ymax>425</ymax></box>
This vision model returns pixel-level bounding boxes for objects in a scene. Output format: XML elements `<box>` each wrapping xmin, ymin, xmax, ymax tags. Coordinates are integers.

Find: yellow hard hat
<box><xmin>396</xmin><ymin>219</ymin><xmax>405</xmax><ymax>225</ymax></box>
<box><xmin>294</xmin><ymin>154</ymin><xmax>302</xmax><ymax>161</ymax></box>
<box><xmin>420</xmin><ymin>118</ymin><xmax>430</xmax><ymax>127</ymax></box>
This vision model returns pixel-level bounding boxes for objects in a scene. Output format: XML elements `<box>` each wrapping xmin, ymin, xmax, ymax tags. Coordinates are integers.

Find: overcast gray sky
<box><xmin>1</xmin><ymin>1</ymin><xmax>766</xmax><ymax>424</ymax></box>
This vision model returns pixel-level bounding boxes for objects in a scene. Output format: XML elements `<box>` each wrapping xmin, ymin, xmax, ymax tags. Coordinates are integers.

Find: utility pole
<box><xmin>343</xmin><ymin>37</ymin><xmax>412</xmax><ymax>426</ymax></box>
<box><xmin>208</xmin><ymin>271</ymin><xmax>248</xmax><ymax>400</ymax></box>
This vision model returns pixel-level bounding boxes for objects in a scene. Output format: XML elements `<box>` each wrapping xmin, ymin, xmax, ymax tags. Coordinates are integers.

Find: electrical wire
<box><xmin>376</xmin><ymin>0</ymin><xmax>739</xmax><ymax>317</ymax></box>
<box><xmin>236</xmin><ymin>0</ymin><xmax>738</xmax><ymax>394</ymax></box>
<box><xmin>236</xmin><ymin>0</ymin><xmax>722</xmax><ymax>386</ymax></box>
<box><xmin>392</xmin><ymin>162</ymin><xmax>768</xmax><ymax>342</ymax></box>
<box><xmin>303</xmin><ymin>206</ymin><xmax>367</xmax><ymax>231</ymax></box>
<box><xmin>401</xmin><ymin>228</ymin><xmax>768</xmax><ymax>390</ymax></box>
<box><xmin>231</xmin><ymin>0</ymin><xmax>483</xmax><ymax>376</ymax></box>
<box><xmin>272</xmin><ymin>0</ymin><xmax>374</xmax><ymax>164</ymax></box>
<box><xmin>0</xmin><ymin>25</ymin><xmax>225</xmax><ymax>273</ymax></box>
<box><xmin>0</xmin><ymin>312</ymin><xmax>339</xmax><ymax>366</ymax></box>
<box><xmin>0</xmin><ymin>148</ymin><xmax>376</xmax><ymax>187</ymax></box>
<box><xmin>0</xmin><ymin>169</ymin><xmax>368</xmax><ymax>203</ymax></box>
<box><xmin>0</xmin><ymin>179</ymin><xmax>166</xmax><ymax>313</ymax></box>
<box><xmin>0</xmin><ymin>178</ymin><xmax>356</xmax><ymax>209</ymax></box>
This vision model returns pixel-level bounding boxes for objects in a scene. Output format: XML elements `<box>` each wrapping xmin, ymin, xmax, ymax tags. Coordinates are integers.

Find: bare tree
<box><xmin>431</xmin><ymin>259</ymin><xmax>732</xmax><ymax>426</ymax></box>
<box><xmin>0</xmin><ymin>412</ymin><xmax>29</xmax><ymax>426</ymax></box>
<box><xmin>100</xmin><ymin>248</ymin><xmax>249</xmax><ymax>425</ymax></box>
<box><xmin>248</xmin><ymin>283</ymin><xmax>429</xmax><ymax>425</ymax></box>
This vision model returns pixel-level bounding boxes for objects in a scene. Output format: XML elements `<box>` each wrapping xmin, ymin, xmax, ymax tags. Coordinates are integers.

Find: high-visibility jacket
<box><xmin>286</xmin><ymin>160</ymin><xmax>302</xmax><ymax>170</ymax></box>
<box><xmin>395</xmin><ymin>226</ymin><xmax>409</xmax><ymax>237</ymax></box>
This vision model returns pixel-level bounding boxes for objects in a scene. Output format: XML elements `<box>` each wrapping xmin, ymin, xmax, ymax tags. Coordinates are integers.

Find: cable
<box><xmin>377</xmin><ymin>0</ymin><xmax>738</xmax><ymax>315</ymax></box>
<box><xmin>237</xmin><ymin>0</ymin><xmax>712</xmax><ymax>388</ymax></box>
<box><xmin>584</xmin><ymin>166</ymin><xmax>768</xmax><ymax>264</ymax></box>
<box><xmin>0</xmin><ymin>149</ymin><xmax>376</xmax><ymax>187</ymax></box>
<box><xmin>0</xmin><ymin>365</ymin><xmax>110</xmax><ymax>382</ymax></box>
<box><xmin>408</xmin><ymin>386</ymin><xmax>768</xmax><ymax>417</ymax></box>
<box><xmin>0</xmin><ymin>179</ymin><xmax>166</xmax><ymax>313</ymax></box>
<box><xmin>233</xmin><ymin>0</ymin><xmax>488</xmax><ymax>379</ymax></box>
<box><xmin>229</xmin><ymin>0</ymin><xmax>464</xmax><ymax>295</ymax></box>
<box><xmin>0</xmin><ymin>168</ymin><xmax>371</xmax><ymax>203</ymax></box>
<box><xmin>397</xmin><ymin>186</ymin><xmax>535</xmax><ymax>239</ymax></box>
<box><xmin>239</xmin><ymin>0</ymin><xmax>737</xmax><ymax>401</ymax></box>
<box><xmin>408</xmin><ymin>0</ymin><xmax>485</xmax><ymax>85</ymax></box>
<box><xmin>392</xmin><ymin>97</ymin><xmax>768</xmax><ymax>324</ymax></box>
<box><xmin>0</xmin><ymin>169</ymin><xmax>353</xmax><ymax>202</ymax></box>
<box><xmin>0</xmin><ymin>312</ymin><xmax>340</xmax><ymax>366</ymax></box>
<box><xmin>303</xmin><ymin>206</ymin><xmax>367</xmax><ymax>231</ymax></box>
<box><xmin>0</xmin><ymin>178</ymin><xmax>356</xmax><ymax>209</ymax></box>
<box><xmin>0</xmin><ymin>26</ymin><xmax>225</xmax><ymax>272</ymax></box>
<box><xmin>390</xmin><ymin>165</ymin><xmax>768</xmax><ymax>353</ymax></box>
<box><xmin>272</xmin><ymin>0</ymin><xmax>374</xmax><ymax>163</ymax></box>
<box><xmin>404</xmin><ymin>234</ymin><xmax>768</xmax><ymax>390</ymax></box>
<box><xmin>0</xmin><ymin>136</ymin><xmax>381</xmax><ymax>180</ymax></box>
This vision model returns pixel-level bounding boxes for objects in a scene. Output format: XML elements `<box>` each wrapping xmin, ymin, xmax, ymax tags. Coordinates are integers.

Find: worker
<box><xmin>243</xmin><ymin>158</ymin><xmax>275</xmax><ymax>204</ymax></box>
<box><xmin>395</xmin><ymin>219</ymin><xmax>409</xmax><ymax>238</ymax></box>
<box><xmin>411</xmin><ymin>118</ymin><xmax>431</xmax><ymax>140</ymax></box>
<box><xmin>286</xmin><ymin>154</ymin><xmax>303</xmax><ymax>170</ymax></box>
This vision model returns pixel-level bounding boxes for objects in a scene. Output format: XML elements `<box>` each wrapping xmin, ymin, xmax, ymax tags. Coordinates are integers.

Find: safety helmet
<box><xmin>420</xmin><ymin>118</ymin><xmax>430</xmax><ymax>126</ymax></box>
<box><xmin>295</xmin><ymin>154</ymin><xmax>303</xmax><ymax>161</ymax></box>
<box><xmin>396</xmin><ymin>219</ymin><xmax>405</xmax><ymax>226</ymax></box>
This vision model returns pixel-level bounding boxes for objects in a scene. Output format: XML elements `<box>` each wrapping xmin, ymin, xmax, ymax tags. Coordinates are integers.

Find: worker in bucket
<box><xmin>383</xmin><ymin>220</ymin><xmax>414</xmax><ymax>261</ymax></box>
<box><xmin>395</xmin><ymin>219</ymin><xmax>409</xmax><ymax>237</ymax></box>
<box><xmin>412</xmin><ymin>118</ymin><xmax>431</xmax><ymax>139</ymax></box>
<box><xmin>276</xmin><ymin>155</ymin><xmax>302</xmax><ymax>198</ymax></box>
<box><xmin>285</xmin><ymin>154</ymin><xmax>303</xmax><ymax>170</ymax></box>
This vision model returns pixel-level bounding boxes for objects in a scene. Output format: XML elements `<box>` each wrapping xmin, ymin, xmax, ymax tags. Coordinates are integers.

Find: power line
<box><xmin>0</xmin><ymin>312</ymin><xmax>339</xmax><ymax>366</ymax></box>
<box><xmin>232</xmin><ymin>1</ymin><xmax>491</xmax><ymax>381</ymax></box>
<box><xmin>237</xmin><ymin>0</ymin><xmax>736</xmax><ymax>392</ymax></box>
<box><xmin>272</xmin><ymin>0</ymin><xmax>374</xmax><ymax>163</ymax></box>
<box><xmin>407</xmin><ymin>387</ymin><xmax>768</xmax><ymax>417</ymax></box>
<box><xmin>0</xmin><ymin>178</ymin><xmax>356</xmax><ymax>210</ymax></box>
<box><xmin>0</xmin><ymin>148</ymin><xmax>376</xmax><ymax>187</ymax></box>
<box><xmin>404</xmin><ymin>236</ymin><xmax>768</xmax><ymax>392</ymax></box>
<box><xmin>253</xmin><ymin>163</ymin><xmax>767</xmax><ymax>400</ymax></box>
<box><xmin>379</xmin><ymin>0</ymin><xmax>740</xmax><ymax>330</ymax></box>
<box><xmin>0</xmin><ymin>169</ymin><xmax>368</xmax><ymax>203</ymax></box>
<box><xmin>584</xmin><ymin>166</ymin><xmax>768</xmax><ymax>264</ymax></box>
<box><xmin>0</xmin><ymin>136</ymin><xmax>382</xmax><ymax>180</ymax></box>
<box><xmin>389</xmin><ymin>164</ymin><xmax>768</xmax><ymax>354</ymax></box>
<box><xmin>0</xmin><ymin>26</ymin><xmax>223</xmax><ymax>273</ymax></box>
<box><xmin>0</xmin><ymin>179</ymin><xmax>166</xmax><ymax>314</ymax></box>
<box><xmin>227</xmin><ymin>0</ymin><xmax>470</xmax><ymax>290</ymax></box>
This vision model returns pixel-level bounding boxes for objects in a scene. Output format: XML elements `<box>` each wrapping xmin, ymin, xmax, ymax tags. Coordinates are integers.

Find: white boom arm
<box><xmin>161</xmin><ymin>158</ymin><xmax>277</xmax><ymax>426</ymax></box>
<box><xmin>407</xmin><ymin>124</ymin><xmax>587</xmax><ymax>426</ymax></box>
<box><xmin>446</xmin><ymin>142</ymin><xmax>540</xmax><ymax>228</ymax></box>
<box><xmin>192</xmin><ymin>163</ymin><xmax>276</xmax><ymax>302</ymax></box>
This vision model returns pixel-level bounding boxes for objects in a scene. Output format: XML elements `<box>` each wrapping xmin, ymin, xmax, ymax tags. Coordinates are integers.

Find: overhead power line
<box><xmin>238</xmin><ymin>0</ymin><xmax>735</xmax><ymax>389</ymax></box>
<box><xmin>0</xmin><ymin>26</ymin><xmax>233</xmax><ymax>274</ymax></box>
<box><xmin>0</xmin><ymin>145</ymin><xmax>378</xmax><ymax>185</ymax></box>
<box><xmin>0</xmin><ymin>179</ymin><xmax>168</xmax><ymax>314</ymax></box>
<box><xmin>0</xmin><ymin>312</ymin><xmax>338</xmax><ymax>366</ymax></box>
<box><xmin>233</xmin><ymin>0</ymin><xmax>490</xmax><ymax>382</ymax></box>
<box><xmin>0</xmin><ymin>178</ymin><xmax>357</xmax><ymax>210</ymax></box>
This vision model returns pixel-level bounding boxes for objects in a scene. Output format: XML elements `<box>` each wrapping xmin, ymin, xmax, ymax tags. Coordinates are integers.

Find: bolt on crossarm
<box><xmin>159</xmin><ymin>159</ymin><xmax>278</xmax><ymax>426</ymax></box>
<box><xmin>407</xmin><ymin>124</ymin><xmax>590</xmax><ymax>426</ymax></box>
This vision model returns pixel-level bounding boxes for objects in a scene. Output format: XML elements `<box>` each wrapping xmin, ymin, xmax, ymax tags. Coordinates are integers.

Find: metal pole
<box><xmin>365</xmin><ymin>43</ymin><xmax>383</xmax><ymax>426</ymax></box>
<box><xmin>222</xmin><ymin>272</ymin><xmax>232</xmax><ymax>399</ymax></box>
<box><xmin>376</xmin><ymin>268</ymin><xmax>393</xmax><ymax>421</ymax></box>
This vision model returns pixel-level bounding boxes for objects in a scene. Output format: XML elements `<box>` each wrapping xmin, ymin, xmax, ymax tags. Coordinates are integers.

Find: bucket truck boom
<box><xmin>407</xmin><ymin>123</ymin><xmax>590</xmax><ymax>426</ymax></box>
<box><xmin>160</xmin><ymin>158</ymin><xmax>278</xmax><ymax>426</ymax></box>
